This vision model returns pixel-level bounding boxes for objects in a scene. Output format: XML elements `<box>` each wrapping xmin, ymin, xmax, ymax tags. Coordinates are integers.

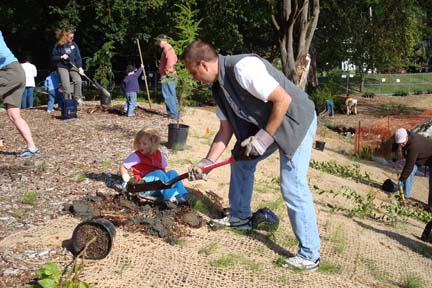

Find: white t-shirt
<box><xmin>21</xmin><ymin>62</ymin><xmax>37</xmax><ymax>87</ymax></box>
<box><xmin>216</xmin><ymin>56</ymin><xmax>279</xmax><ymax>120</ymax></box>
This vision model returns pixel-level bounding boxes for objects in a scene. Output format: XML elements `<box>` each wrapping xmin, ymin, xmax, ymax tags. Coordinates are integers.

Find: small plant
<box><xmin>309</xmin><ymin>160</ymin><xmax>371</xmax><ymax>184</ymax></box>
<box><xmin>28</xmin><ymin>238</ymin><xmax>96</xmax><ymax>288</ymax></box>
<box><xmin>198</xmin><ymin>242</ymin><xmax>218</xmax><ymax>256</ymax></box>
<box><xmin>100</xmin><ymin>160</ymin><xmax>111</xmax><ymax>169</ymax></box>
<box><xmin>210</xmin><ymin>253</ymin><xmax>241</xmax><ymax>268</ymax></box>
<box><xmin>27</xmin><ymin>261</ymin><xmax>94</xmax><ymax>288</ymax></box>
<box><xmin>413</xmin><ymin>90</ymin><xmax>423</xmax><ymax>95</ymax></box>
<box><xmin>21</xmin><ymin>191</ymin><xmax>37</xmax><ymax>205</ymax></box>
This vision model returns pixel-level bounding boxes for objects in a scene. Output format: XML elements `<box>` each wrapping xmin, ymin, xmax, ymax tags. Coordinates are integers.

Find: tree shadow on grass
<box><xmin>353</xmin><ymin>219</ymin><xmax>432</xmax><ymax>259</ymax></box>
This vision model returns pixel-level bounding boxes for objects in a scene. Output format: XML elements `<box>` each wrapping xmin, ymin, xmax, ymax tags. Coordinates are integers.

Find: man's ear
<box><xmin>200</xmin><ymin>60</ymin><xmax>209</xmax><ymax>72</ymax></box>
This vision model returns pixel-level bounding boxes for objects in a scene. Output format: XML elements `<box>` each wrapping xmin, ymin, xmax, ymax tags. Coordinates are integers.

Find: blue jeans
<box><xmin>229</xmin><ymin>115</ymin><xmax>320</xmax><ymax>261</ymax></box>
<box><xmin>21</xmin><ymin>87</ymin><xmax>34</xmax><ymax>109</ymax></box>
<box><xmin>402</xmin><ymin>164</ymin><xmax>432</xmax><ymax>205</ymax></box>
<box><xmin>141</xmin><ymin>170</ymin><xmax>188</xmax><ymax>201</ymax></box>
<box><xmin>47</xmin><ymin>89</ymin><xmax>64</xmax><ymax>111</ymax></box>
<box><xmin>324</xmin><ymin>100</ymin><xmax>334</xmax><ymax>116</ymax></box>
<box><xmin>161</xmin><ymin>78</ymin><xmax>178</xmax><ymax>118</ymax></box>
<box><xmin>124</xmin><ymin>92</ymin><xmax>137</xmax><ymax>116</ymax></box>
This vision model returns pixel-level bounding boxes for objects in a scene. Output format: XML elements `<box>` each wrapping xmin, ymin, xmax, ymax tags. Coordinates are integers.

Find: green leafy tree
<box><xmin>170</xmin><ymin>2</ymin><xmax>201</xmax><ymax>122</ymax></box>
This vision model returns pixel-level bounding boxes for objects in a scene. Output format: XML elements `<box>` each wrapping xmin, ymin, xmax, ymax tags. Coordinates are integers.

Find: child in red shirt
<box><xmin>120</xmin><ymin>128</ymin><xmax>187</xmax><ymax>204</ymax></box>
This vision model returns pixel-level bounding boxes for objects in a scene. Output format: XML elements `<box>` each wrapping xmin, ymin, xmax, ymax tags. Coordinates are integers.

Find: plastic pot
<box><xmin>167</xmin><ymin>123</ymin><xmax>189</xmax><ymax>150</ymax></box>
<box><xmin>71</xmin><ymin>218</ymin><xmax>116</xmax><ymax>260</ymax></box>
<box><xmin>421</xmin><ymin>220</ymin><xmax>432</xmax><ymax>243</ymax></box>
<box><xmin>315</xmin><ymin>140</ymin><xmax>326</xmax><ymax>151</ymax></box>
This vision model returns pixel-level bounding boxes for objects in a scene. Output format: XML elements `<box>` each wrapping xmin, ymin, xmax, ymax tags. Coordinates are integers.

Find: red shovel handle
<box><xmin>200</xmin><ymin>156</ymin><xmax>236</xmax><ymax>173</ymax></box>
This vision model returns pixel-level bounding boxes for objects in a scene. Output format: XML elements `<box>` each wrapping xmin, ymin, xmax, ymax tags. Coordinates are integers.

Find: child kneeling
<box><xmin>120</xmin><ymin>128</ymin><xmax>187</xmax><ymax>204</ymax></box>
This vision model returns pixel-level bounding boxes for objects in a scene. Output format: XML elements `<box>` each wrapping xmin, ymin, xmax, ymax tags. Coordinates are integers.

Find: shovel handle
<box><xmin>164</xmin><ymin>156</ymin><xmax>236</xmax><ymax>187</ymax></box>
<box><xmin>200</xmin><ymin>156</ymin><xmax>236</xmax><ymax>173</ymax></box>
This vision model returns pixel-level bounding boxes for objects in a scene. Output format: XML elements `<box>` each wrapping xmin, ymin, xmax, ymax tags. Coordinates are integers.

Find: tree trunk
<box><xmin>273</xmin><ymin>0</ymin><xmax>320</xmax><ymax>90</ymax></box>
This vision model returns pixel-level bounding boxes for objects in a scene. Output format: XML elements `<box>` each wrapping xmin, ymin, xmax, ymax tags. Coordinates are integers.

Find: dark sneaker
<box><xmin>210</xmin><ymin>215</ymin><xmax>252</xmax><ymax>231</ymax></box>
<box><xmin>17</xmin><ymin>147</ymin><xmax>40</xmax><ymax>158</ymax></box>
<box><xmin>282</xmin><ymin>256</ymin><xmax>320</xmax><ymax>271</ymax></box>
<box><xmin>168</xmin><ymin>195</ymin><xmax>187</xmax><ymax>206</ymax></box>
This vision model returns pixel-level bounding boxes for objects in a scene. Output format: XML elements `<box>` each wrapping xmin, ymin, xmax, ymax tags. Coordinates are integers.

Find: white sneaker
<box><xmin>210</xmin><ymin>215</ymin><xmax>252</xmax><ymax>230</ymax></box>
<box><xmin>282</xmin><ymin>256</ymin><xmax>320</xmax><ymax>271</ymax></box>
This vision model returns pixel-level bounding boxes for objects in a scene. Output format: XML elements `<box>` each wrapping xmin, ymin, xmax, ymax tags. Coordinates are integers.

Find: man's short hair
<box><xmin>181</xmin><ymin>40</ymin><xmax>218</xmax><ymax>64</ymax></box>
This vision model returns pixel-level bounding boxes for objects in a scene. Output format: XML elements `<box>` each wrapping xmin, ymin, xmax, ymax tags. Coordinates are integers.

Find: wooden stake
<box><xmin>136</xmin><ymin>38</ymin><xmax>152</xmax><ymax>110</ymax></box>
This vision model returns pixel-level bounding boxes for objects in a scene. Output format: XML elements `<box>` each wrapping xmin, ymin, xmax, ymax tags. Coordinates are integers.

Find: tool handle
<box><xmin>201</xmin><ymin>156</ymin><xmax>236</xmax><ymax>173</ymax></box>
<box><xmin>165</xmin><ymin>156</ymin><xmax>236</xmax><ymax>187</ymax></box>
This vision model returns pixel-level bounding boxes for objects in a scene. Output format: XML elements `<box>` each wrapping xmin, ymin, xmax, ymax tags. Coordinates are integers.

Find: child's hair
<box><xmin>134</xmin><ymin>128</ymin><xmax>160</xmax><ymax>153</ymax></box>
<box><xmin>126</xmin><ymin>65</ymin><xmax>135</xmax><ymax>74</ymax></box>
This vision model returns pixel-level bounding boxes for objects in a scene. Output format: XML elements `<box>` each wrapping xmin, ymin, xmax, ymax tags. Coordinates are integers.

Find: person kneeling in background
<box><xmin>345</xmin><ymin>94</ymin><xmax>357</xmax><ymax>115</ymax></box>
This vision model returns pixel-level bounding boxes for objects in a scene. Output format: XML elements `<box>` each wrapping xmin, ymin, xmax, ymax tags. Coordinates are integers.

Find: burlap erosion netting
<box><xmin>1</xmin><ymin>205</ymin><xmax>431</xmax><ymax>288</ymax></box>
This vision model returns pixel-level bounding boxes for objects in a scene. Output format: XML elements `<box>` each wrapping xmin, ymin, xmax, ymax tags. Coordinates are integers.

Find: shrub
<box><xmin>362</xmin><ymin>92</ymin><xmax>375</xmax><ymax>98</ymax></box>
<box><xmin>393</xmin><ymin>91</ymin><xmax>409</xmax><ymax>96</ymax></box>
<box><xmin>413</xmin><ymin>90</ymin><xmax>423</xmax><ymax>95</ymax></box>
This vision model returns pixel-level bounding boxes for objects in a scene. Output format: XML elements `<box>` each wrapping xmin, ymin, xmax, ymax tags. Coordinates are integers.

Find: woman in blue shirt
<box><xmin>51</xmin><ymin>28</ymin><xmax>85</xmax><ymax>105</ymax></box>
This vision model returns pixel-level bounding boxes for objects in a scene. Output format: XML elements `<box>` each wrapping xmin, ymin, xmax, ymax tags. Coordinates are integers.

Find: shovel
<box><xmin>68</xmin><ymin>61</ymin><xmax>112</xmax><ymax>103</ymax></box>
<box><xmin>126</xmin><ymin>156</ymin><xmax>236</xmax><ymax>193</ymax></box>
<box><xmin>392</xmin><ymin>161</ymin><xmax>406</xmax><ymax>202</ymax></box>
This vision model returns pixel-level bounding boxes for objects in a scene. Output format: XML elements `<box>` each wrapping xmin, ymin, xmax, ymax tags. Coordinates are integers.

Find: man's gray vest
<box><xmin>214</xmin><ymin>54</ymin><xmax>315</xmax><ymax>159</ymax></box>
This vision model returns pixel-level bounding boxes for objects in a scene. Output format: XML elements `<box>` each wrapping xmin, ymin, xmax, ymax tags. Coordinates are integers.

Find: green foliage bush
<box><xmin>393</xmin><ymin>91</ymin><xmax>409</xmax><ymax>96</ymax></box>
<box><xmin>362</xmin><ymin>92</ymin><xmax>375</xmax><ymax>98</ymax></box>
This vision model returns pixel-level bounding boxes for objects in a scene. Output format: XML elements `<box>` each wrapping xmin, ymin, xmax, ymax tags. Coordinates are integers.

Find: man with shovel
<box><xmin>392</xmin><ymin>128</ymin><xmax>432</xmax><ymax>211</ymax></box>
<box><xmin>182</xmin><ymin>41</ymin><xmax>320</xmax><ymax>271</ymax></box>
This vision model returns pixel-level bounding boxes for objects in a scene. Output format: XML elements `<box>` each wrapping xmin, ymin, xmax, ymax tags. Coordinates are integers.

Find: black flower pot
<box><xmin>167</xmin><ymin>123</ymin><xmax>189</xmax><ymax>150</ymax></box>
<box><xmin>71</xmin><ymin>218</ymin><xmax>116</xmax><ymax>260</ymax></box>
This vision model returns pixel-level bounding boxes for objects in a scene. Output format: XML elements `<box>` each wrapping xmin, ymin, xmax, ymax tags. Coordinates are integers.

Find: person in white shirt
<box><xmin>20</xmin><ymin>56</ymin><xmax>37</xmax><ymax>109</ymax></box>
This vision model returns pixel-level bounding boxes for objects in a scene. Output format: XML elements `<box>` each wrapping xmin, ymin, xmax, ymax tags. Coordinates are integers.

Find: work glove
<box><xmin>240</xmin><ymin>129</ymin><xmax>274</xmax><ymax>157</ymax></box>
<box><xmin>121</xmin><ymin>173</ymin><xmax>130</xmax><ymax>191</ymax></box>
<box><xmin>188</xmin><ymin>158</ymin><xmax>214</xmax><ymax>181</ymax></box>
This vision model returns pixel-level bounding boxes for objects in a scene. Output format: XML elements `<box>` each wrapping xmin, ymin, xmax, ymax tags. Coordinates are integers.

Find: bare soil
<box><xmin>0</xmin><ymin>96</ymin><xmax>431</xmax><ymax>288</ymax></box>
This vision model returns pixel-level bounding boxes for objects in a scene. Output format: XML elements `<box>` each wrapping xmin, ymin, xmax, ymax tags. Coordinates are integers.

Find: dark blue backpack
<box><xmin>251</xmin><ymin>207</ymin><xmax>279</xmax><ymax>231</ymax></box>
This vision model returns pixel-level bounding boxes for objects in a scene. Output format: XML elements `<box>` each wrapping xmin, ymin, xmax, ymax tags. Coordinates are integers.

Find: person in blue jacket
<box><xmin>51</xmin><ymin>28</ymin><xmax>85</xmax><ymax>105</ymax></box>
<box><xmin>44</xmin><ymin>70</ymin><xmax>63</xmax><ymax>112</ymax></box>
<box><xmin>122</xmin><ymin>64</ymin><xmax>143</xmax><ymax>117</ymax></box>
<box><xmin>0</xmin><ymin>30</ymin><xmax>40</xmax><ymax>158</ymax></box>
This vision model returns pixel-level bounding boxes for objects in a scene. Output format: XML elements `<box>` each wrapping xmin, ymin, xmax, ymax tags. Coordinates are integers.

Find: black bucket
<box><xmin>382</xmin><ymin>179</ymin><xmax>399</xmax><ymax>193</ymax></box>
<box><xmin>167</xmin><ymin>123</ymin><xmax>189</xmax><ymax>150</ymax></box>
<box><xmin>421</xmin><ymin>220</ymin><xmax>432</xmax><ymax>243</ymax></box>
<box><xmin>315</xmin><ymin>140</ymin><xmax>326</xmax><ymax>151</ymax></box>
<box><xmin>71</xmin><ymin>218</ymin><xmax>116</xmax><ymax>260</ymax></box>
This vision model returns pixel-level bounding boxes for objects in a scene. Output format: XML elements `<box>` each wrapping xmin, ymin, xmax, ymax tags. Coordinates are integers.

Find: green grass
<box><xmin>317</xmin><ymin>261</ymin><xmax>341</xmax><ymax>274</ymax></box>
<box><xmin>330</xmin><ymin>225</ymin><xmax>346</xmax><ymax>254</ymax></box>
<box><xmin>100</xmin><ymin>160</ymin><xmax>111</xmax><ymax>169</ymax></box>
<box><xmin>198</xmin><ymin>242</ymin><xmax>218</xmax><ymax>256</ymax></box>
<box><xmin>21</xmin><ymin>191</ymin><xmax>37</xmax><ymax>205</ymax></box>
<box><xmin>400</xmin><ymin>274</ymin><xmax>425</xmax><ymax>288</ymax></box>
<box><xmin>210</xmin><ymin>253</ymin><xmax>261</xmax><ymax>271</ymax></box>
<box><xmin>13</xmin><ymin>208</ymin><xmax>26</xmax><ymax>219</ymax></box>
<box><xmin>282</xmin><ymin>236</ymin><xmax>299</xmax><ymax>248</ymax></box>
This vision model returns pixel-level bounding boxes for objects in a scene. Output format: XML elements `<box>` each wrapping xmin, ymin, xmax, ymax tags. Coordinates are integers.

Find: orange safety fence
<box><xmin>354</xmin><ymin>109</ymin><xmax>432</xmax><ymax>156</ymax></box>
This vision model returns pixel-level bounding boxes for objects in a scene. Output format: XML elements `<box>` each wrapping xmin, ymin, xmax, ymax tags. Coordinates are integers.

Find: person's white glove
<box><xmin>240</xmin><ymin>129</ymin><xmax>274</xmax><ymax>157</ymax></box>
<box><xmin>188</xmin><ymin>158</ymin><xmax>214</xmax><ymax>181</ymax></box>
<box><xmin>121</xmin><ymin>173</ymin><xmax>130</xmax><ymax>191</ymax></box>
<box><xmin>78</xmin><ymin>67</ymin><xmax>84</xmax><ymax>76</ymax></box>
<box><xmin>61</xmin><ymin>54</ymin><xmax>69</xmax><ymax>60</ymax></box>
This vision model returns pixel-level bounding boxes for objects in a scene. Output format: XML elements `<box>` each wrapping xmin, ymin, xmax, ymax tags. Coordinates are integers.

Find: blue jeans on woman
<box><xmin>402</xmin><ymin>164</ymin><xmax>432</xmax><ymax>205</ymax></box>
<box><xmin>124</xmin><ymin>92</ymin><xmax>137</xmax><ymax>117</ymax></box>
<box><xmin>47</xmin><ymin>89</ymin><xmax>63</xmax><ymax>112</ymax></box>
<box><xmin>21</xmin><ymin>87</ymin><xmax>34</xmax><ymax>109</ymax></box>
<box><xmin>141</xmin><ymin>169</ymin><xmax>188</xmax><ymax>201</ymax></box>
<box><xmin>228</xmin><ymin>114</ymin><xmax>320</xmax><ymax>262</ymax></box>
<box><xmin>161</xmin><ymin>78</ymin><xmax>178</xmax><ymax>118</ymax></box>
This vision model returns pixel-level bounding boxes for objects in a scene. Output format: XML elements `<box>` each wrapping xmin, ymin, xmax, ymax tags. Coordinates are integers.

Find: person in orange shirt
<box><xmin>155</xmin><ymin>34</ymin><xmax>178</xmax><ymax>119</ymax></box>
